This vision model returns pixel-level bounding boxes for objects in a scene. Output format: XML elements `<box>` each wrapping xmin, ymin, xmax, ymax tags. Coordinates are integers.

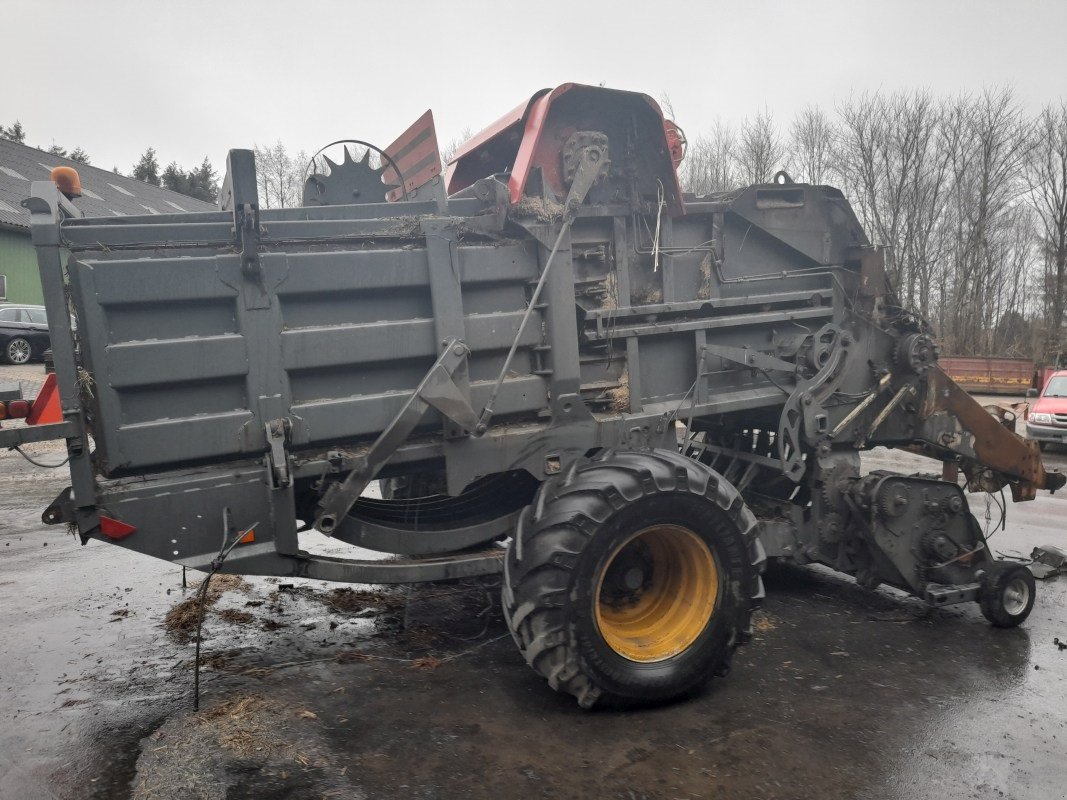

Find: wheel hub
<box><xmin>1003</xmin><ymin>577</ymin><xmax>1030</xmax><ymax>616</ymax></box>
<box><xmin>8</xmin><ymin>339</ymin><xmax>30</xmax><ymax>364</ymax></box>
<box><xmin>595</xmin><ymin>524</ymin><xmax>719</xmax><ymax>663</ymax></box>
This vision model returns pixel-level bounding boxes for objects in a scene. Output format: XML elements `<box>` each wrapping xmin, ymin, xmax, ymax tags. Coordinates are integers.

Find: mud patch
<box><xmin>322</xmin><ymin>586</ymin><xmax>406</xmax><ymax>614</ymax></box>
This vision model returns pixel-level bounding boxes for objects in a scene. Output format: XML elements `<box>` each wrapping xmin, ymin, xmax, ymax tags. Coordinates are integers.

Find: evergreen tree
<box><xmin>161</xmin><ymin>161</ymin><xmax>191</xmax><ymax>195</ymax></box>
<box><xmin>0</xmin><ymin>121</ymin><xmax>26</xmax><ymax>143</ymax></box>
<box><xmin>160</xmin><ymin>157</ymin><xmax>218</xmax><ymax>202</ymax></box>
<box><xmin>69</xmin><ymin>147</ymin><xmax>91</xmax><ymax>165</ymax></box>
<box><xmin>189</xmin><ymin>157</ymin><xmax>218</xmax><ymax>203</ymax></box>
<box><xmin>47</xmin><ymin>143</ymin><xmax>68</xmax><ymax>157</ymax></box>
<box><xmin>132</xmin><ymin>147</ymin><xmax>161</xmax><ymax>185</ymax></box>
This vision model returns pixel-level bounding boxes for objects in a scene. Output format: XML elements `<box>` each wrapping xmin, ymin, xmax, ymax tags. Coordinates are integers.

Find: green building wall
<box><xmin>0</xmin><ymin>227</ymin><xmax>44</xmax><ymax>305</ymax></box>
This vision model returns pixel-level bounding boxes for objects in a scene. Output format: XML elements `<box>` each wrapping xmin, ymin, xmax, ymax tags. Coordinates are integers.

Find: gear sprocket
<box><xmin>303</xmin><ymin>147</ymin><xmax>397</xmax><ymax>206</ymax></box>
<box><xmin>820</xmin><ymin>460</ymin><xmax>860</xmax><ymax>511</ymax></box>
<box><xmin>894</xmin><ymin>332</ymin><xmax>939</xmax><ymax>375</ymax></box>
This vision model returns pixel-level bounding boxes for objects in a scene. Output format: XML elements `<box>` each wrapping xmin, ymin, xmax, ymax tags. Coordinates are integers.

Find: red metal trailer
<box><xmin>939</xmin><ymin>356</ymin><xmax>1034</xmax><ymax>395</ymax></box>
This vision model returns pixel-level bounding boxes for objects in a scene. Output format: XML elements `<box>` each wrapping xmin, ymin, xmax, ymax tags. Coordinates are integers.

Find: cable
<box><xmin>192</xmin><ymin>519</ymin><xmax>258</xmax><ymax>711</ymax></box>
<box><xmin>651</xmin><ymin>180</ymin><xmax>665</xmax><ymax>272</ymax></box>
<box><xmin>12</xmin><ymin>446</ymin><xmax>69</xmax><ymax>468</ymax></box>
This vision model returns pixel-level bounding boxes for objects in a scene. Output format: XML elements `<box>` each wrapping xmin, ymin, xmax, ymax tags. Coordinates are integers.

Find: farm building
<box><xmin>0</xmin><ymin>138</ymin><xmax>215</xmax><ymax>303</ymax></box>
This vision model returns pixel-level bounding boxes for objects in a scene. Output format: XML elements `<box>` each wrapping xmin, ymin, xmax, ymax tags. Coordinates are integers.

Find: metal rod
<box><xmin>476</xmin><ymin>221</ymin><xmax>572</xmax><ymax>433</ymax></box>
<box><xmin>860</xmin><ymin>383</ymin><xmax>917</xmax><ymax>445</ymax></box>
<box><xmin>831</xmin><ymin>373</ymin><xmax>892</xmax><ymax>438</ymax></box>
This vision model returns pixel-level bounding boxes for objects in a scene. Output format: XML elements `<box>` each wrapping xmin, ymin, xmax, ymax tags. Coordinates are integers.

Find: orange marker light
<box><xmin>238</xmin><ymin>529</ymin><xmax>256</xmax><ymax>544</ymax></box>
<box><xmin>50</xmin><ymin>166</ymin><xmax>82</xmax><ymax>199</ymax></box>
<box><xmin>6</xmin><ymin>400</ymin><xmax>30</xmax><ymax>419</ymax></box>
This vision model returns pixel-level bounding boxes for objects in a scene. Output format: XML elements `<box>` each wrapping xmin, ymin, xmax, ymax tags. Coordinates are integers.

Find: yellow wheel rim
<box><xmin>594</xmin><ymin>524</ymin><xmax>719</xmax><ymax>663</ymax></box>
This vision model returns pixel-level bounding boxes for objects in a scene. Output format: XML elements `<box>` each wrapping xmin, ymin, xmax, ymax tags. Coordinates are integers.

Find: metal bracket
<box><xmin>219</xmin><ymin>150</ymin><xmax>261</xmax><ymax>279</ymax></box>
<box><xmin>265</xmin><ymin>418</ymin><xmax>292</xmax><ymax>488</ymax></box>
<box><xmin>237</xmin><ymin>203</ymin><xmax>261</xmax><ymax>279</ymax></box>
<box><xmin>702</xmin><ymin>343</ymin><xmax>799</xmax><ymax>375</ymax></box>
<box><xmin>561</xmin><ymin>133</ymin><xmax>610</xmax><ymax>223</ymax></box>
<box><xmin>314</xmin><ymin>338</ymin><xmax>474</xmax><ymax>534</ymax></box>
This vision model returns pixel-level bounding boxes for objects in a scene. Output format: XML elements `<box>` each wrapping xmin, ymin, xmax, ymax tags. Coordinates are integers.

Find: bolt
<box><xmin>623</xmin><ymin>567</ymin><xmax>644</xmax><ymax>591</ymax></box>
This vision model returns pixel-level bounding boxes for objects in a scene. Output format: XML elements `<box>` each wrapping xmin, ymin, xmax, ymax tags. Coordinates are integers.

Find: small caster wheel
<box><xmin>979</xmin><ymin>562</ymin><xmax>1036</xmax><ymax>628</ymax></box>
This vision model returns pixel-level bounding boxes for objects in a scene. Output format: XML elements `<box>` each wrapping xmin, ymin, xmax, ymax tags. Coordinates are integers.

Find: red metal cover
<box><xmin>383</xmin><ymin>110</ymin><xmax>443</xmax><ymax>202</ymax></box>
<box><xmin>446</xmin><ymin>83</ymin><xmax>683</xmax><ymax>213</ymax></box>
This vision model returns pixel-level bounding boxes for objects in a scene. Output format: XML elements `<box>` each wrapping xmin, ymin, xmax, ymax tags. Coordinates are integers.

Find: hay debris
<box><xmin>197</xmin><ymin>695</ymin><xmax>279</xmax><ymax>758</ymax></box>
<box><xmin>512</xmin><ymin>197</ymin><xmax>564</xmax><ymax>222</ymax></box>
<box><xmin>217</xmin><ymin>608</ymin><xmax>254</xmax><ymax>625</ymax></box>
<box><xmin>697</xmin><ymin>252</ymin><xmax>714</xmax><ymax>299</ymax></box>
<box><xmin>607</xmin><ymin>372</ymin><xmax>631</xmax><ymax>414</ymax></box>
<box><xmin>164</xmin><ymin>575</ymin><xmax>249</xmax><ymax>643</ymax></box>
<box><xmin>752</xmin><ymin>612</ymin><xmax>777</xmax><ymax>633</ymax></box>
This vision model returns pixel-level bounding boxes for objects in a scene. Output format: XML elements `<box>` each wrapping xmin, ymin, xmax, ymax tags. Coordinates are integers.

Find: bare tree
<box><xmin>941</xmin><ymin>88</ymin><xmax>1033</xmax><ymax>353</ymax></box>
<box><xmin>441</xmin><ymin>126</ymin><xmax>473</xmax><ymax>169</ymax></box>
<box><xmin>254</xmin><ymin>141</ymin><xmax>308</xmax><ymax>208</ymax></box>
<box><xmin>836</xmin><ymin>91</ymin><xmax>951</xmax><ymax>317</ymax></box>
<box><xmin>1026</xmin><ymin>102</ymin><xmax>1067</xmax><ymax>358</ymax></box>
<box><xmin>678</xmin><ymin>120</ymin><xmax>738</xmax><ymax>196</ymax></box>
<box><xmin>788</xmin><ymin>105</ymin><xmax>835</xmax><ymax>184</ymax></box>
<box><xmin>736</xmin><ymin>109</ymin><xmax>785</xmax><ymax>185</ymax></box>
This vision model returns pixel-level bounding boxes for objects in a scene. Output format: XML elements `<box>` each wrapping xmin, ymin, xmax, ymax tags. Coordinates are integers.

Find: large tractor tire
<box><xmin>503</xmin><ymin>449</ymin><xmax>765</xmax><ymax>708</ymax></box>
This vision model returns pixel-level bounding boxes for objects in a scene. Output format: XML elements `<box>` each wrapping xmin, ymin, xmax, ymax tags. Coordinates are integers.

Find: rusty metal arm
<box><xmin>914</xmin><ymin>367</ymin><xmax>1065</xmax><ymax>500</ymax></box>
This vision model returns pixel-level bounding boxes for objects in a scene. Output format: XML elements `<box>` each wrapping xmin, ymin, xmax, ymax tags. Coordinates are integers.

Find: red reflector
<box><xmin>238</xmin><ymin>528</ymin><xmax>256</xmax><ymax>544</ymax></box>
<box><xmin>28</xmin><ymin>373</ymin><xmax>62</xmax><ymax>425</ymax></box>
<box><xmin>99</xmin><ymin>515</ymin><xmax>137</xmax><ymax>540</ymax></box>
<box><xmin>7</xmin><ymin>400</ymin><xmax>30</xmax><ymax>419</ymax></box>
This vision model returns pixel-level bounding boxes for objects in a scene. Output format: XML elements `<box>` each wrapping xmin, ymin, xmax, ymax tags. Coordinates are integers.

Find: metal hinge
<box><xmin>265</xmin><ymin>418</ymin><xmax>292</xmax><ymax>488</ymax></box>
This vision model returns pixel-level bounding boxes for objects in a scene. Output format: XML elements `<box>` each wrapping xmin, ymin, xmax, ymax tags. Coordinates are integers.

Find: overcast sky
<box><xmin>4</xmin><ymin>0</ymin><xmax>1066</xmax><ymax>175</ymax></box>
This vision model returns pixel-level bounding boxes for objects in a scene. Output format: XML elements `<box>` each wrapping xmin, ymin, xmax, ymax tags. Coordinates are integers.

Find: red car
<box><xmin>1027</xmin><ymin>369</ymin><xmax>1067</xmax><ymax>449</ymax></box>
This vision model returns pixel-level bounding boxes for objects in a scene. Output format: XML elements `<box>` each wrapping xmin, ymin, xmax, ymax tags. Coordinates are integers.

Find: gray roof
<box><xmin>0</xmin><ymin>138</ymin><xmax>216</xmax><ymax>231</ymax></box>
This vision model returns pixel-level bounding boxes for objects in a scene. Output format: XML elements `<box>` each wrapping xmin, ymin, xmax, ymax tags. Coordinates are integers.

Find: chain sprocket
<box><xmin>894</xmin><ymin>332</ymin><xmax>939</xmax><ymax>375</ymax></box>
<box><xmin>303</xmin><ymin>147</ymin><xmax>397</xmax><ymax>206</ymax></box>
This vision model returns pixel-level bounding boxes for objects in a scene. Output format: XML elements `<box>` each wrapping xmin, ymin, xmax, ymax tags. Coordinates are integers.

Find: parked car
<box><xmin>1026</xmin><ymin>369</ymin><xmax>1067</xmax><ymax>450</ymax></box>
<box><xmin>0</xmin><ymin>304</ymin><xmax>53</xmax><ymax>365</ymax></box>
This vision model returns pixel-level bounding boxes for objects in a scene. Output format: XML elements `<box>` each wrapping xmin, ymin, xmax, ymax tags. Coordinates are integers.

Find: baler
<box><xmin>7</xmin><ymin>83</ymin><xmax>1063</xmax><ymax>708</ymax></box>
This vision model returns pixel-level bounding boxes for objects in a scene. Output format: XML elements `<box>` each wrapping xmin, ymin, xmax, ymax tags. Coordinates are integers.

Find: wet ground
<box><xmin>2</xmin><ymin>364</ymin><xmax>1066</xmax><ymax>800</ymax></box>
